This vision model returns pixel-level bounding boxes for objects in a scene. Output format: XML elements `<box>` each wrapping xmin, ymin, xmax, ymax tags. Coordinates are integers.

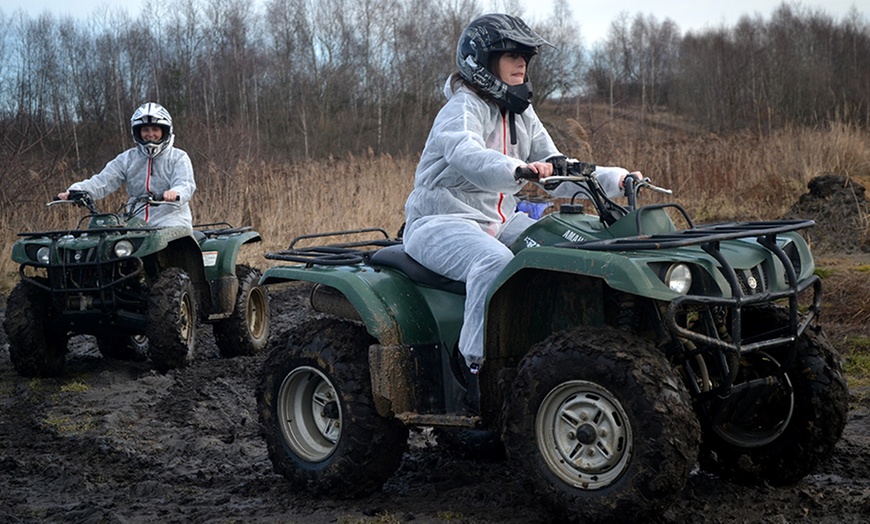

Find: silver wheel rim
<box><xmin>277</xmin><ymin>366</ymin><xmax>341</xmax><ymax>462</ymax></box>
<box><xmin>536</xmin><ymin>380</ymin><xmax>632</xmax><ymax>490</ymax></box>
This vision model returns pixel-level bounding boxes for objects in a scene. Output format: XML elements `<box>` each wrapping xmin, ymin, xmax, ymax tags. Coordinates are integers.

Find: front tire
<box><xmin>213</xmin><ymin>265</ymin><xmax>270</xmax><ymax>358</ymax></box>
<box><xmin>698</xmin><ymin>308</ymin><xmax>848</xmax><ymax>485</ymax></box>
<box><xmin>256</xmin><ymin>318</ymin><xmax>408</xmax><ymax>498</ymax></box>
<box><xmin>4</xmin><ymin>280</ymin><xmax>68</xmax><ymax>377</ymax></box>
<box><xmin>146</xmin><ymin>267</ymin><xmax>196</xmax><ymax>372</ymax></box>
<box><xmin>502</xmin><ymin>327</ymin><xmax>700</xmax><ymax>522</ymax></box>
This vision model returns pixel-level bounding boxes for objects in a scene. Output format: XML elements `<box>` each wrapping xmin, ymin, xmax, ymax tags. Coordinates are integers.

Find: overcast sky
<box><xmin>4</xmin><ymin>0</ymin><xmax>865</xmax><ymax>45</ymax></box>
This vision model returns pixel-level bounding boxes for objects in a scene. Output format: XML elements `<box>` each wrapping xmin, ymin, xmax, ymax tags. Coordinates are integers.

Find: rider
<box><xmin>58</xmin><ymin>102</ymin><xmax>196</xmax><ymax>230</ymax></box>
<box><xmin>403</xmin><ymin>13</ymin><xmax>639</xmax><ymax>373</ymax></box>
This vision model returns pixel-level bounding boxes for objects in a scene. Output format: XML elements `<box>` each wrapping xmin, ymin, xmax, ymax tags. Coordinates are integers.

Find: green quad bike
<box><xmin>4</xmin><ymin>189</ymin><xmax>270</xmax><ymax>376</ymax></box>
<box><xmin>255</xmin><ymin>159</ymin><xmax>848</xmax><ymax>521</ymax></box>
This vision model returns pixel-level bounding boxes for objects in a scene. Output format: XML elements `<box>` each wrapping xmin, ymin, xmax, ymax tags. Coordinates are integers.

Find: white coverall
<box><xmin>403</xmin><ymin>80</ymin><xmax>627</xmax><ymax>369</ymax></box>
<box><xmin>68</xmin><ymin>145</ymin><xmax>196</xmax><ymax>229</ymax></box>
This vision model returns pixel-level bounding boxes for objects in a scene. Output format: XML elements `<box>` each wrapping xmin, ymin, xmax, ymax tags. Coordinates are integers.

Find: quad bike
<box><xmin>4</xmin><ymin>190</ymin><xmax>270</xmax><ymax>376</ymax></box>
<box><xmin>254</xmin><ymin>159</ymin><xmax>848</xmax><ymax>521</ymax></box>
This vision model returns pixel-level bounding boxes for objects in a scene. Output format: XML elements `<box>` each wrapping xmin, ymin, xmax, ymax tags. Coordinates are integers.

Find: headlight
<box><xmin>36</xmin><ymin>246</ymin><xmax>50</xmax><ymax>264</ymax></box>
<box><xmin>665</xmin><ymin>263</ymin><xmax>692</xmax><ymax>294</ymax></box>
<box><xmin>114</xmin><ymin>240</ymin><xmax>135</xmax><ymax>257</ymax></box>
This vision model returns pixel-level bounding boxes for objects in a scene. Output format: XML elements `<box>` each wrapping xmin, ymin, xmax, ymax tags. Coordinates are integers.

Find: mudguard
<box><xmin>260</xmin><ymin>264</ymin><xmax>464</xmax><ymax>348</ymax></box>
<box><xmin>200</xmin><ymin>230</ymin><xmax>262</xmax><ymax>279</ymax></box>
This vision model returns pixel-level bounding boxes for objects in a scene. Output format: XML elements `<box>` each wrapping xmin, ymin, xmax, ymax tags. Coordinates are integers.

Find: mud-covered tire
<box><xmin>146</xmin><ymin>267</ymin><xmax>196</xmax><ymax>372</ymax></box>
<box><xmin>256</xmin><ymin>318</ymin><xmax>409</xmax><ymax>498</ymax></box>
<box><xmin>502</xmin><ymin>327</ymin><xmax>700</xmax><ymax>522</ymax></box>
<box><xmin>213</xmin><ymin>265</ymin><xmax>270</xmax><ymax>358</ymax></box>
<box><xmin>4</xmin><ymin>280</ymin><xmax>68</xmax><ymax>377</ymax></box>
<box><xmin>97</xmin><ymin>334</ymin><xmax>148</xmax><ymax>361</ymax></box>
<box><xmin>698</xmin><ymin>307</ymin><xmax>848</xmax><ymax>486</ymax></box>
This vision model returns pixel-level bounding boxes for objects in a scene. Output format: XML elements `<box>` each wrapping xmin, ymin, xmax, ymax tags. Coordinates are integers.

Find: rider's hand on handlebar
<box><xmin>620</xmin><ymin>171</ymin><xmax>644</xmax><ymax>188</ymax></box>
<box><xmin>162</xmin><ymin>190</ymin><xmax>180</xmax><ymax>202</ymax></box>
<box><xmin>520</xmin><ymin>161</ymin><xmax>554</xmax><ymax>180</ymax></box>
<box><xmin>57</xmin><ymin>191</ymin><xmax>70</xmax><ymax>201</ymax></box>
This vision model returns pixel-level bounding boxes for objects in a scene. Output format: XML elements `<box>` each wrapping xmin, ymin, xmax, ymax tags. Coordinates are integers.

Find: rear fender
<box><xmin>199</xmin><ymin>231</ymin><xmax>262</xmax><ymax>315</ymax></box>
<box><xmin>261</xmin><ymin>265</ymin><xmax>464</xmax><ymax>348</ymax></box>
<box><xmin>200</xmin><ymin>231</ymin><xmax>262</xmax><ymax>280</ymax></box>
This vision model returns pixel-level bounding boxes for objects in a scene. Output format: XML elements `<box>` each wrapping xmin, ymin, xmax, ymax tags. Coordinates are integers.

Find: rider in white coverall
<box><xmin>403</xmin><ymin>14</ymin><xmax>636</xmax><ymax>372</ymax></box>
<box><xmin>58</xmin><ymin>102</ymin><xmax>196</xmax><ymax>230</ymax></box>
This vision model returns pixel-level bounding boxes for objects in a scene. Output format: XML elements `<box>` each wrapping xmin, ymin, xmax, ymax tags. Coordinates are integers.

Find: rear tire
<box><xmin>502</xmin><ymin>327</ymin><xmax>699</xmax><ymax>522</ymax></box>
<box><xmin>214</xmin><ymin>265</ymin><xmax>270</xmax><ymax>358</ymax></box>
<box><xmin>256</xmin><ymin>318</ymin><xmax>408</xmax><ymax>497</ymax></box>
<box><xmin>146</xmin><ymin>267</ymin><xmax>196</xmax><ymax>372</ymax></box>
<box><xmin>97</xmin><ymin>334</ymin><xmax>148</xmax><ymax>361</ymax></box>
<box><xmin>4</xmin><ymin>280</ymin><xmax>68</xmax><ymax>377</ymax></box>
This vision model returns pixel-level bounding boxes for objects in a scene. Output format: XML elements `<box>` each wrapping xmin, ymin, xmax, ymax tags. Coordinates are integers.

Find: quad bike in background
<box><xmin>4</xmin><ymin>189</ymin><xmax>270</xmax><ymax>376</ymax></box>
<box><xmin>254</xmin><ymin>159</ymin><xmax>848</xmax><ymax>521</ymax></box>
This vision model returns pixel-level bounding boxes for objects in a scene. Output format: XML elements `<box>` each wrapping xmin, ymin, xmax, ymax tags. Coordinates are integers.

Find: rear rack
<box><xmin>193</xmin><ymin>222</ymin><xmax>253</xmax><ymax>238</ymax></box>
<box><xmin>265</xmin><ymin>228</ymin><xmax>401</xmax><ymax>266</ymax></box>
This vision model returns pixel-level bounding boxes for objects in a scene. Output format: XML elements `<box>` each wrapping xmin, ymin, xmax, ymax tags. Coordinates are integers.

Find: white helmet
<box><xmin>131</xmin><ymin>102</ymin><xmax>174</xmax><ymax>158</ymax></box>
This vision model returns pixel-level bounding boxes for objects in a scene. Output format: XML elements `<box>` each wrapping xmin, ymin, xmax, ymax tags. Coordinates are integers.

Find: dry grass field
<box><xmin>3</xmin><ymin>122</ymin><xmax>868</xmax><ymax>278</ymax></box>
<box><xmin>2</xmin><ymin>118</ymin><xmax>869</xmax><ymax>383</ymax></box>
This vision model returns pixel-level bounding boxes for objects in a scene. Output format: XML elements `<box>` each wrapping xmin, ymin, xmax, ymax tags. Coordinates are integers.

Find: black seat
<box><xmin>369</xmin><ymin>244</ymin><xmax>466</xmax><ymax>295</ymax></box>
<box><xmin>192</xmin><ymin>230</ymin><xmax>207</xmax><ymax>244</ymax></box>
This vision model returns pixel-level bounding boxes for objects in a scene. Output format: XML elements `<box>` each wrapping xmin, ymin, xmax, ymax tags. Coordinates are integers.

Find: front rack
<box><xmin>560</xmin><ymin>219</ymin><xmax>815</xmax><ymax>252</ymax></box>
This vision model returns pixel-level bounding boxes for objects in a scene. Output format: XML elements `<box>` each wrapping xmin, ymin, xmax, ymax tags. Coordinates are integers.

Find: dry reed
<box><xmin>2</xmin><ymin>125</ymin><xmax>869</xmax><ymax>294</ymax></box>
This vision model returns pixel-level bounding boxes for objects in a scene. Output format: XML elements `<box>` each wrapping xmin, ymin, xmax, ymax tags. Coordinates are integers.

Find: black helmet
<box><xmin>456</xmin><ymin>13</ymin><xmax>552</xmax><ymax>114</ymax></box>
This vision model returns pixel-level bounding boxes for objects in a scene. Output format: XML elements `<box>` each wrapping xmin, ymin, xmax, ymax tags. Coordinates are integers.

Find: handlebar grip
<box><xmin>514</xmin><ymin>166</ymin><xmax>538</xmax><ymax>180</ymax></box>
<box><xmin>149</xmin><ymin>194</ymin><xmax>180</xmax><ymax>202</ymax></box>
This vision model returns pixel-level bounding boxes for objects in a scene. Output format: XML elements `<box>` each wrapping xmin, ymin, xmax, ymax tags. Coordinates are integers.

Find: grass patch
<box><xmin>337</xmin><ymin>514</ymin><xmax>404</xmax><ymax>524</ymax></box>
<box><xmin>843</xmin><ymin>337</ymin><xmax>870</xmax><ymax>390</ymax></box>
<box><xmin>59</xmin><ymin>380</ymin><xmax>89</xmax><ymax>394</ymax></box>
<box><xmin>42</xmin><ymin>413</ymin><xmax>96</xmax><ymax>434</ymax></box>
<box><xmin>814</xmin><ymin>267</ymin><xmax>835</xmax><ymax>279</ymax></box>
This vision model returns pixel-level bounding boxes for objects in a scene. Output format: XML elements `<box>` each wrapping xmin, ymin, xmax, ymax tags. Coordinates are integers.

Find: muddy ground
<box><xmin>1</xmin><ymin>279</ymin><xmax>868</xmax><ymax>524</ymax></box>
<box><xmin>2</xmin><ymin>176</ymin><xmax>869</xmax><ymax>523</ymax></box>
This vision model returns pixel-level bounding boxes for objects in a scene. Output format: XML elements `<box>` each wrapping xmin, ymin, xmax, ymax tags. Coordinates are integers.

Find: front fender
<box><xmin>492</xmin><ymin>246</ymin><xmax>682</xmax><ymax>302</ymax></box>
<box><xmin>261</xmin><ymin>264</ymin><xmax>463</xmax><ymax>347</ymax></box>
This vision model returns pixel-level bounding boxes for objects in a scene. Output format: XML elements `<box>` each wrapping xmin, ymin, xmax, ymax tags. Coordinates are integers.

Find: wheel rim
<box><xmin>711</xmin><ymin>352</ymin><xmax>794</xmax><ymax>447</ymax></box>
<box><xmin>131</xmin><ymin>334</ymin><xmax>148</xmax><ymax>350</ymax></box>
<box><xmin>277</xmin><ymin>366</ymin><xmax>342</xmax><ymax>462</ymax></box>
<box><xmin>536</xmin><ymin>380</ymin><xmax>633</xmax><ymax>490</ymax></box>
<box><xmin>180</xmin><ymin>291</ymin><xmax>194</xmax><ymax>343</ymax></box>
<box><xmin>246</xmin><ymin>287</ymin><xmax>268</xmax><ymax>340</ymax></box>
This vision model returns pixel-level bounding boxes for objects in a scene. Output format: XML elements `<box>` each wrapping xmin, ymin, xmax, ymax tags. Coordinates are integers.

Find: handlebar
<box><xmin>513</xmin><ymin>156</ymin><xmax>674</xmax><ymax>226</ymax></box>
<box><xmin>514</xmin><ymin>157</ymin><xmax>597</xmax><ymax>181</ymax></box>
